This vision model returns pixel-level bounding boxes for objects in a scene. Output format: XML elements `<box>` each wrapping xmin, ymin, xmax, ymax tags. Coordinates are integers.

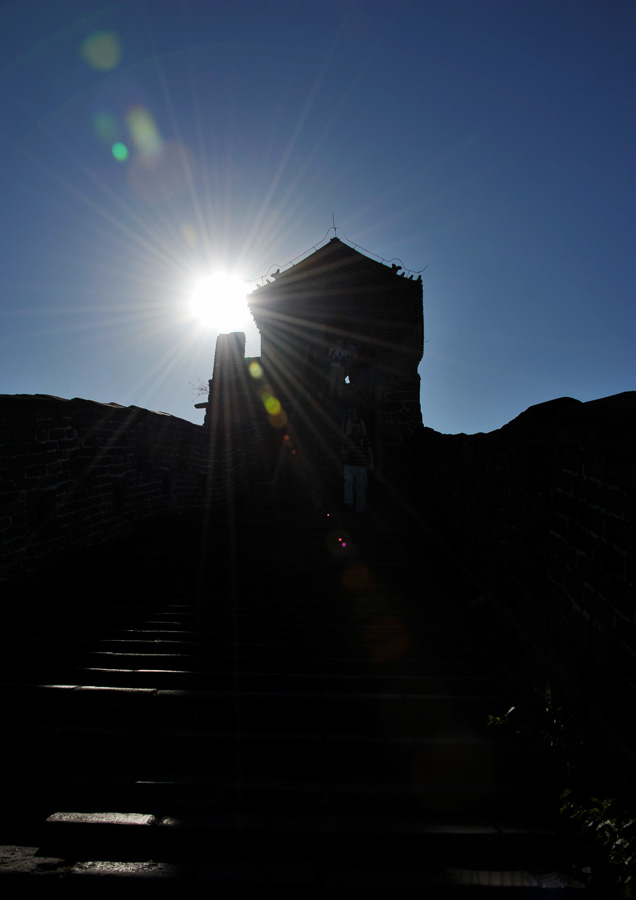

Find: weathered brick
<box><xmin>603</xmin><ymin>516</ymin><xmax>636</xmax><ymax>554</ymax></box>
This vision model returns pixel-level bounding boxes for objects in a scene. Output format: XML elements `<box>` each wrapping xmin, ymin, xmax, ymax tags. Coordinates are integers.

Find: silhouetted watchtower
<box><xmin>249</xmin><ymin>237</ymin><xmax>423</xmax><ymax>476</ymax></box>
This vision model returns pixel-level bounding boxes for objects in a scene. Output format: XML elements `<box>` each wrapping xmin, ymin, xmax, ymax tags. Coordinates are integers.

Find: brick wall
<box><xmin>248</xmin><ymin>239</ymin><xmax>424</xmax><ymax>478</ymax></box>
<box><xmin>381</xmin><ymin>374</ymin><xmax>424</xmax><ymax>476</ymax></box>
<box><xmin>5</xmin><ymin>383</ymin><xmax>633</xmax><ymax>759</ymax></box>
<box><xmin>0</xmin><ymin>393</ymin><xmax>257</xmax><ymax>585</ymax></box>
<box><xmin>414</xmin><ymin>392</ymin><xmax>636</xmax><ymax>758</ymax></box>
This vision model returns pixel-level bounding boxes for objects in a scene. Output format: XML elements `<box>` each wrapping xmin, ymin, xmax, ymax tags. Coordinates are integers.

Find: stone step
<box><xmin>3</xmin><ymin>670</ymin><xmax>495</xmax><ymax>695</ymax></box>
<box><xmin>1</xmin><ymin>633</ymin><xmax>481</xmax><ymax>656</ymax></box>
<box><xmin>5</xmin><ymin>688</ymin><xmax>498</xmax><ymax>748</ymax></box>
<box><xmin>0</xmin><ymin>845</ymin><xmax>584</xmax><ymax>893</ymax></box>
<box><xmin>1</xmin><ymin>637</ymin><xmax>488</xmax><ymax>670</ymax></box>
<box><xmin>2</xmin><ymin>655</ymin><xmax>486</xmax><ymax>684</ymax></box>
<box><xmin>2</xmin><ymin>757</ymin><xmax>525</xmax><ymax>813</ymax></box>
<box><xmin>5</xmin><ymin>807</ymin><xmax>579</xmax><ymax>893</ymax></box>
<box><xmin>36</xmin><ymin>808</ymin><xmax>566</xmax><ymax>867</ymax></box>
<box><xmin>0</xmin><ymin>503</ymin><xmax>587</xmax><ymax>890</ymax></box>
<box><xmin>1</xmin><ymin>610</ymin><xmax>478</xmax><ymax>636</ymax></box>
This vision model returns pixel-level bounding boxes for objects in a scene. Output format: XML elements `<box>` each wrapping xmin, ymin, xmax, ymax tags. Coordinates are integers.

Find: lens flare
<box><xmin>181</xmin><ymin>223</ymin><xmax>198</xmax><ymax>247</ymax></box>
<box><xmin>269</xmin><ymin>409</ymin><xmax>288</xmax><ymax>428</ymax></box>
<box><xmin>342</xmin><ymin>563</ymin><xmax>370</xmax><ymax>592</ymax></box>
<box><xmin>127</xmin><ymin>107</ymin><xmax>162</xmax><ymax>158</ymax></box>
<box><xmin>129</xmin><ymin>140</ymin><xmax>195</xmax><ymax>201</ymax></box>
<box><xmin>112</xmin><ymin>141</ymin><xmax>128</xmax><ymax>162</ymax></box>
<box><xmin>263</xmin><ymin>394</ymin><xmax>280</xmax><ymax>416</ymax></box>
<box><xmin>81</xmin><ymin>31</ymin><xmax>123</xmax><ymax>71</ymax></box>
<box><xmin>93</xmin><ymin>111</ymin><xmax>118</xmax><ymax>144</ymax></box>
<box><xmin>363</xmin><ymin>616</ymin><xmax>410</xmax><ymax>662</ymax></box>
<box><xmin>327</xmin><ymin>530</ymin><xmax>351</xmax><ymax>555</ymax></box>
<box><xmin>257</xmin><ymin>385</ymin><xmax>286</xmax><ymax>427</ymax></box>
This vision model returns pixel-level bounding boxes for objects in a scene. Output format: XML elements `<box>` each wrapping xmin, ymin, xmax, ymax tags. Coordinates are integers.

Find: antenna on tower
<box><xmin>331</xmin><ymin>213</ymin><xmax>339</xmax><ymax>238</ymax></box>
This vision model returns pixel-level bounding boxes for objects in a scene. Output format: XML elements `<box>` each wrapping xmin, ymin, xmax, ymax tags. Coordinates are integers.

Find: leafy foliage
<box><xmin>488</xmin><ymin>683</ymin><xmax>635</xmax><ymax>895</ymax></box>
<box><xmin>560</xmin><ymin>792</ymin><xmax>636</xmax><ymax>895</ymax></box>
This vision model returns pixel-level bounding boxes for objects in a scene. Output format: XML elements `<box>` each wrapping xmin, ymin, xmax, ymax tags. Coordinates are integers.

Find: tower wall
<box><xmin>248</xmin><ymin>238</ymin><xmax>423</xmax><ymax>477</ymax></box>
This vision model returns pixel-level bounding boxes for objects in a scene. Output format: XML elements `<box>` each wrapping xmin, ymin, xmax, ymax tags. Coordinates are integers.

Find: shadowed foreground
<box><xmin>0</xmin><ymin>496</ymin><xmax>587</xmax><ymax>892</ymax></box>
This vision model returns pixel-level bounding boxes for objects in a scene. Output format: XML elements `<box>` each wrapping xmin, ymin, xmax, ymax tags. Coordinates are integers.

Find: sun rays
<box><xmin>5</xmin><ymin>15</ymin><xmax>382</xmax><ymax>420</ymax></box>
<box><xmin>190</xmin><ymin>272</ymin><xmax>252</xmax><ymax>332</ymax></box>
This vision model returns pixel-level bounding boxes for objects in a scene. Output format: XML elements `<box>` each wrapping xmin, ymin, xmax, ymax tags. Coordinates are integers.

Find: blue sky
<box><xmin>0</xmin><ymin>0</ymin><xmax>633</xmax><ymax>434</ymax></box>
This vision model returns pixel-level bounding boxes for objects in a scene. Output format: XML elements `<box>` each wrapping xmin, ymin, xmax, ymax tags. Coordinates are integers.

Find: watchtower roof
<box><xmin>253</xmin><ymin>237</ymin><xmax>419</xmax><ymax>295</ymax></box>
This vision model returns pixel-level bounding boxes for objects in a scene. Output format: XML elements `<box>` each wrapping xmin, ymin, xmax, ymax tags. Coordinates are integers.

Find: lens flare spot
<box><xmin>327</xmin><ymin>529</ymin><xmax>351</xmax><ymax>555</ymax></box>
<box><xmin>112</xmin><ymin>141</ymin><xmax>128</xmax><ymax>161</ymax></box>
<box><xmin>249</xmin><ymin>361</ymin><xmax>263</xmax><ymax>379</ymax></box>
<box><xmin>81</xmin><ymin>31</ymin><xmax>122</xmax><ymax>71</ymax></box>
<box><xmin>126</xmin><ymin>106</ymin><xmax>162</xmax><ymax>158</ymax></box>
<box><xmin>264</xmin><ymin>395</ymin><xmax>281</xmax><ymax>416</ymax></box>
<box><xmin>181</xmin><ymin>223</ymin><xmax>198</xmax><ymax>247</ymax></box>
<box><xmin>364</xmin><ymin>616</ymin><xmax>411</xmax><ymax>663</ymax></box>
<box><xmin>93</xmin><ymin>111</ymin><xmax>118</xmax><ymax>144</ymax></box>
<box><xmin>129</xmin><ymin>140</ymin><xmax>194</xmax><ymax>201</ymax></box>
<box><xmin>269</xmin><ymin>410</ymin><xmax>288</xmax><ymax>428</ymax></box>
<box><xmin>343</xmin><ymin>563</ymin><xmax>370</xmax><ymax>592</ymax></box>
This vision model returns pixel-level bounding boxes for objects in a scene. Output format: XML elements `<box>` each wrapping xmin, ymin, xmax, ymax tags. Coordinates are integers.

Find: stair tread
<box><xmin>0</xmin><ymin>504</ymin><xmax>585</xmax><ymax>887</ymax></box>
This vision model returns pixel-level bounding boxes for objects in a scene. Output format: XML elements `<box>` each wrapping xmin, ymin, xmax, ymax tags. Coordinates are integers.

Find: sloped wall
<box><xmin>1</xmin><ymin>395</ymin><xmax>209</xmax><ymax>584</ymax></box>
<box><xmin>415</xmin><ymin>392</ymin><xmax>636</xmax><ymax>758</ymax></box>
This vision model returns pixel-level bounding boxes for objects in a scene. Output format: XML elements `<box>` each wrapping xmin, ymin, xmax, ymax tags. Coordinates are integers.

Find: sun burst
<box><xmin>191</xmin><ymin>272</ymin><xmax>251</xmax><ymax>333</ymax></box>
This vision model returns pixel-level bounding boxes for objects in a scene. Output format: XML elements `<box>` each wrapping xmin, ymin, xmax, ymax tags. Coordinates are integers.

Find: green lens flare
<box><xmin>112</xmin><ymin>142</ymin><xmax>129</xmax><ymax>161</ymax></box>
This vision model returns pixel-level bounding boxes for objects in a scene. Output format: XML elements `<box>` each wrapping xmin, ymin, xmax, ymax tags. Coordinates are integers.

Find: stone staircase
<box><xmin>0</xmin><ymin>499</ymin><xmax>586</xmax><ymax>891</ymax></box>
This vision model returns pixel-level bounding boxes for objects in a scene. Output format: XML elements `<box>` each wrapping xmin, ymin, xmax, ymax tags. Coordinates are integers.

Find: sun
<box><xmin>191</xmin><ymin>272</ymin><xmax>251</xmax><ymax>332</ymax></box>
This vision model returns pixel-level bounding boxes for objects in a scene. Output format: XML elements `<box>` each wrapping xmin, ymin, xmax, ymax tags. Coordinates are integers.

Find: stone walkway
<box><xmin>0</xmin><ymin>498</ymin><xmax>586</xmax><ymax>891</ymax></box>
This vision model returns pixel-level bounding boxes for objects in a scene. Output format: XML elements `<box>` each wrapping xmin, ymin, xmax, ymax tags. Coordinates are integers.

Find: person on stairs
<box><xmin>342</xmin><ymin>408</ymin><xmax>373</xmax><ymax>513</ymax></box>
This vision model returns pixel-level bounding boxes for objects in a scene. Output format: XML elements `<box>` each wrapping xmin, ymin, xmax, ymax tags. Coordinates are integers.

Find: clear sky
<box><xmin>0</xmin><ymin>0</ymin><xmax>633</xmax><ymax>435</ymax></box>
